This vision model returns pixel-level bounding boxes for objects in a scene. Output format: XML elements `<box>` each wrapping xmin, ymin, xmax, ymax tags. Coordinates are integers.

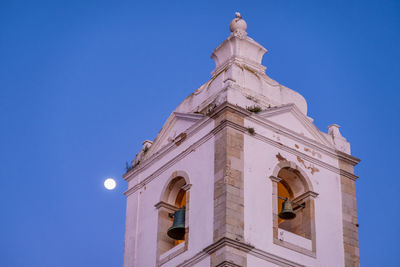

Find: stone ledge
<box><xmin>154</xmin><ymin>201</ymin><xmax>179</xmax><ymax>211</ymax></box>
<box><xmin>174</xmin><ymin>237</ymin><xmax>308</xmax><ymax>267</ymax></box>
<box><xmin>158</xmin><ymin>241</ymin><xmax>186</xmax><ymax>266</ymax></box>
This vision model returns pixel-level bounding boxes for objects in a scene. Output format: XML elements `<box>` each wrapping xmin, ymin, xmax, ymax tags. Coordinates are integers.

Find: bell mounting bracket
<box><xmin>278</xmin><ymin>196</ymin><xmax>305</xmax><ymax>209</ymax></box>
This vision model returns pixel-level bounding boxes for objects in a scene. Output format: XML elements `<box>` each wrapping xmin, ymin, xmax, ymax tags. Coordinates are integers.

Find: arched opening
<box><xmin>270</xmin><ymin>161</ymin><xmax>318</xmax><ymax>256</ymax></box>
<box><xmin>277</xmin><ymin>167</ymin><xmax>310</xmax><ymax>238</ymax></box>
<box><xmin>155</xmin><ymin>172</ymin><xmax>191</xmax><ymax>264</ymax></box>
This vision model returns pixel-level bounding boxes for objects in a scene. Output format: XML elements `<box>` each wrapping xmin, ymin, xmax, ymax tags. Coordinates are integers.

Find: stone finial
<box><xmin>328</xmin><ymin>124</ymin><xmax>351</xmax><ymax>154</ymax></box>
<box><xmin>211</xmin><ymin>12</ymin><xmax>267</xmax><ymax>80</ymax></box>
<box><xmin>328</xmin><ymin>124</ymin><xmax>342</xmax><ymax>138</ymax></box>
<box><xmin>142</xmin><ymin>140</ymin><xmax>153</xmax><ymax>148</ymax></box>
<box><xmin>131</xmin><ymin>140</ymin><xmax>153</xmax><ymax>168</ymax></box>
<box><xmin>229</xmin><ymin>12</ymin><xmax>247</xmax><ymax>38</ymax></box>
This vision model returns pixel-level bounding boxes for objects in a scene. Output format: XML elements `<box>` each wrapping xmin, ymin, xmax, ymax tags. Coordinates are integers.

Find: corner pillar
<box><xmin>339</xmin><ymin>160</ymin><xmax>360</xmax><ymax>267</ymax></box>
<box><xmin>211</xmin><ymin>106</ymin><xmax>247</xmax><ymax>267</ymax></box>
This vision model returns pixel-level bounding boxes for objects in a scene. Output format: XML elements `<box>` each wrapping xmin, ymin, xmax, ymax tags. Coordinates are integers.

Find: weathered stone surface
<box><xmin>340</xmin><ymin>173</ymin><xmax>360</xmax><ymax>267</ymax></box>
<box><xmin>211</xmin><ymin>107</ymin><xmax>246</xmax><ymax>266</ymax></box>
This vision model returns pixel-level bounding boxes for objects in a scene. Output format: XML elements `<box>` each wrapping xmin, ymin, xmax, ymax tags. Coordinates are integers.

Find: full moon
<box><xmin>104</xmin><ymin>178</ymin><xmax>116</xmax><ymax>190</ymax></box>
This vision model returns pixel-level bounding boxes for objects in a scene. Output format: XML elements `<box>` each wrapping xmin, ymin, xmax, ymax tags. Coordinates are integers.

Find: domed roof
<box><xmin>174</xmin><ymin>12</ymin><xmax>308</xmax><ymax>117</ymax></box>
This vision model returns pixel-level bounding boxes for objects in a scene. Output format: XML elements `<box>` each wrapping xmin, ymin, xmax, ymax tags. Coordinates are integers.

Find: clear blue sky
<box><xmin>1</xmin><ymin>1</ymin><xmax>399</xmax><ymax>266</ymax></box>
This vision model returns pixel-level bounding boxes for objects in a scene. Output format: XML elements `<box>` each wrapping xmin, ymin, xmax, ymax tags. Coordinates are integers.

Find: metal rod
<box><xmin>278</xmin><ymin>196</ymin><xmax>305</xmax><ymax>208</ymax></box>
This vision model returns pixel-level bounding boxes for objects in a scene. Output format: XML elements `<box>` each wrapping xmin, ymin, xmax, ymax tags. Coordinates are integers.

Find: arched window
<box><xmin>270</xmin><ymin>162</ymin><xmax>318</xmax><ymax>257</ymax></box>
<box><xmin>277</xmin><ymin>168</ymin><xmax>310</xmax><ymax>238</ymax></box>
<box><xmin>155</xmin><ymin>171</ymin><xmax>191</xmax><ymax>265</ymax></box>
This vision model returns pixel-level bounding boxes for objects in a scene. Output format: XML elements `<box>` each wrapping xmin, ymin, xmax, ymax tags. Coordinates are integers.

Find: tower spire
<box><xmin>211</xmin><ymin>12</ymin><xmax>267</xmax><ymax>76</ymax></box>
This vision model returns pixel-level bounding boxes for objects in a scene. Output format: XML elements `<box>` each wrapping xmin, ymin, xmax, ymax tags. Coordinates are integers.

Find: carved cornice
<box><xmin>123</xmin><ymin>115</ymin><xmax>212</xmax><ymax>181</ymax></box>
<box><xmin>142</xmin><ymin>112</ymin><xmax>204</xmax><ymax>161</ymax></box>
<box><xmin>214</xmin><ymin>261</ymin><xmax>243</xmax><ymax>267</ymax></box>
<box><xmin>175</xmin><ymin>250</ymin><xmax>207</xmax><ymax>267</ymax></box>
<box><xmin>251</xmin><ymin>129</ymin><xmax>359</xmax><ymax>181</ymax></box>
<box><xmin>250</xmin><ymin>247</ymin><xmax>307</xmax><ymax>267</ymax></box>
<box><xmin>203</xmin><ymin>237</ymin><xmax>254</xmax><ymax>254</ymax></box>
<box><xmin>209</xmin><ymin>101</ymin><xmax>252</xmax><ymax>119</ymax></box>
<box><xmin>212</xmin><ymin>112</ymin><xmax>359</xmax><ymax>180</ymax></box>
<box><xmin>258</xmin><ymin>104</ymin><xmax>332</xmax><ymax>147</ymax></box>
<box><xmin>124</xmin><ymin>103</ymin><xmax>359</xmax><ymax>197</ymax></box>
<box><xmin>213</xmin><ymin>103</ymin><xmax>359</xmax><ymax>167</ymax></box>
<box><xmin>251</xmin><ymin>107</ymin><xmax>360</xmax><ymax>167</ymax></box>
<box><xmin>124</xmin><ymin>131</ymin><xmax>213</xmax><ymax>197</ymax></box>
<box><xmin>176</xmin><ymin>237</ymin><xmax>306</xmax><ymax>267</ymax></box>
<box><xmin>211</xmin><ymin>56</ymin><xmax>266</xmax><ymax>78</ymax></box>
<box><xmin>173</xmin><ymin>112</ymin><xmax>205</xmax><ymax>122</ymax></box>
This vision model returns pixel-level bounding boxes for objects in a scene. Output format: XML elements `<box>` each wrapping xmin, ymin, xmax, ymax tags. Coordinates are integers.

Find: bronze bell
<box><xmin>167</xmin><ymin>207</ymin><xmax>186</xmax><ymax>240</ymax></box>
<box><xmin>279</xmin><ymin>198</ymin><xmax>296</xmax><ymax>220</ymax></box>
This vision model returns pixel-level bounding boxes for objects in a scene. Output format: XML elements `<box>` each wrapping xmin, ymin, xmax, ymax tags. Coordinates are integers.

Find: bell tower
<box><xmin>123</xmin><ymin>13</ymin><xmax>360</xmax><ymax>267</ymax></box>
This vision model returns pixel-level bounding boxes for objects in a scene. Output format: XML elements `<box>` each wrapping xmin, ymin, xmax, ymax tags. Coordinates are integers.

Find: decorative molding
<box><xmin>176</xmin><ymin>237</ymin><xmax>307</xmax><ymax>267</ymax></box>
<box><xmin>215</xmin><ymin>103</ymin><xmax>359</xmax><ymax>168</ymax></box>
<box><xmin>158</xmin><ymin>170</ymin><xmax>191</xmax><ymax>203</ymax></box>
<box><xmin>181</xmin><ymin>184</ymin><xmax>192</xmax><ymax>191</ymax></box>
<box><xmin>123</xmin><ymin>115</ymin><xmax>212</xmax><ymax>181</ymax></box>
<box><xmin>209</xmin><ymin>101</ymin><xmax>252</xmax><ymax>119</ymax></box>
<box><xmin>154</xmin><ymin>201</ymin><xmax>178</xmax><ymax>211</ymax></box>
<box><xmin>203</xmin><ymin>237</ymin><xmax>254</xmax><ymax>255</ymax></box>
<box><xmin>143</xmin><ymin>112</ymin><xmax>204</xmax><ymax>160</ymax></box>
<box><xmin>215</xmin><ymin>261</ymin><xmax>243</xmax><ymax>267</ymax></box>
<box><xmin>250</xmin><ymin>130</ymin><xmax>359</xmax><ymax>181</ymax></box>
<box><xmin>124</xmin><ymin>103</ymin><xmax>359</xmax><ymax>197</ymax></box>
<box><xmin>221</xmin><ymin>117</ymin><xmax>359</xmax><ymax>181</ymax></box>
<box><xmin>293</xmin><ymin>191</ymin><xmax>319</xmax><ymax>203</ymax></box>
<box><xmin>174</xmin><ymin>132</ymin><xmax>187</xmax><ymax>146</ymax></box>
<box><xmin>124</xmin><ymin>105</ymin><xmax>248</xmax><ymax>196</ymax></box>
<box><xmin>124</xmin><ymin>131</ymin><xmax>213</xmax><ymax>197</ymax></box>
<box><xmin>175</xmin><ymin>250</ymin><xmax>208</xmax><ymax>267</ymax></box>
<box><xmin>259</xmin><ymin>103</ymin><xmax>332</xmax><ymax>147</ymax></box>
<box><xmin>251</xmin><ymin>106</ymin><xmax>360</xmax><ymax>167</ymax></box>
<box><xmin>271</xmin><ymin>161</ymin><xmax>315</xmax><ymax>192</ymax></box>
<box><xmin>258</xmin><ymin>103</ymin><xmax>296</xmax><ymax>117</ymax></box>
<box><xmin>173</xmin><ymin>112</ymin><xmax>205</xmax><ymax>122</ymax></box>
<box><xmin>249</xmin><ymin>247</ymin><xmax>307</xmax><ymax>267</ymax></box>
<box><xmin>269</xmin><ymin>175</ymin><xmax>282</xmax><ymax>183</ymax></box>
<box><xmin>211</xmin><ymin>56</ymin><xmax>266</xmax><ymax>78</ymax></box>
<box><xmin>127</xmin><ymin>102</ymin><xmax>359</xmax><ymax>182</ymax></box>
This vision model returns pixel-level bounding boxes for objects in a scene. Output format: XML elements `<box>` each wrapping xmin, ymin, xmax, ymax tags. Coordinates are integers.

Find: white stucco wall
<box><xmin>124</xmin><ymin>121</ymin><xmax>215</xmax><ymax>267</ymax></box>
<box><xmin>243</xmin><ymin>117</ymin><xmax>346</xmax><ymax>267</ymax></box>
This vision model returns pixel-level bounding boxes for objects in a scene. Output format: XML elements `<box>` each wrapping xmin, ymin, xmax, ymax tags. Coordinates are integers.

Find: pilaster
<box><xmin>339</xmin><ymin>160</ymin><xmax>360</xmax><ymax>267</ymax></box>
<box><xmin>211</xmin><ymin>105</ymin><xmax>247</xmax><ymax>267</ymax></box>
